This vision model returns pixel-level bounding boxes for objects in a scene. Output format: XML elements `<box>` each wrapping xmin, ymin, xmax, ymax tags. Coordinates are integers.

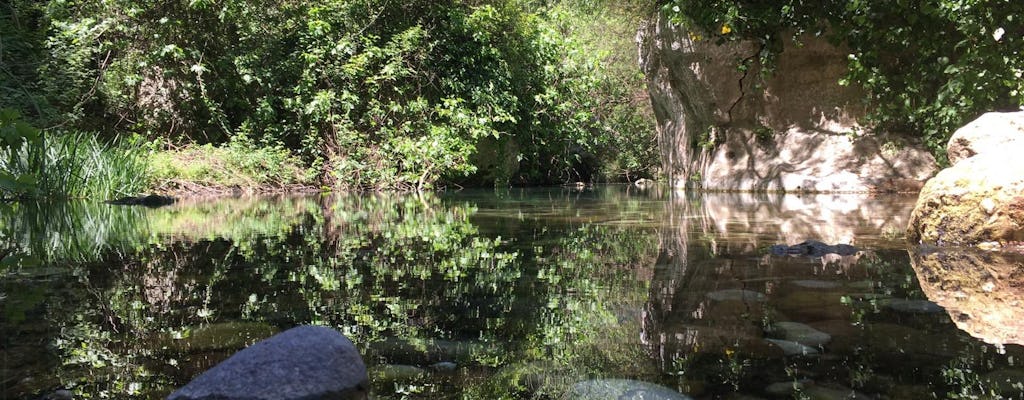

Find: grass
<box><xmin>0</xmin><ymin>134</ymin><xmax>150</xmax><ymax>200</ymax></box>
<box><xmin>147</xmin><ymin>138</ymin><xmax>312</xmax><ymax>194</ymax></box>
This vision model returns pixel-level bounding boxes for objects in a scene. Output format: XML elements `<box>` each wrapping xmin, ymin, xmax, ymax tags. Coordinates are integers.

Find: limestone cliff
<box><xmin>638</xmin><ymin>13</ymin><xmax>937</xmax><ymax>192</ymax></box>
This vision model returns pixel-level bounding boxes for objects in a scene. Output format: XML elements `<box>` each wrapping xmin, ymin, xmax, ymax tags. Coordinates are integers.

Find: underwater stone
<box><xmin>765</xmin><ymin>380</ymin><xmax>810</xmax><ymax>397</ymax></box>
<box><xmin>706</xmin><ymin>289</ymin><xmax>766</xmax><ymax>302</ymax></box>
<box><xmin>370</xmin><ymin>364</ymin><xmax>426</xmax><ymax>383</ymax></box>
<box><xmin>768</xmin><ymin>322</ymin><xmax>832</xmax><ymax>347</ymax></box>
<box><xmin>764</xmin><ymin>339</ymin><xmax>819</xmax><ymax>356</ymax></box>
<box><xmin>167</xmin><ymin>325</ymin><xmax>369</xmax><ymax>400</ymax></box>
<box><xmin>567</xmin><ymin>379</ymin><xmax>693</xmax><ymax>400</ymax></box>
<box><xmin>885</xmin><ymin>299</ymin><xmax>944</xmax><ymax>314</ymax></box>
<box><xmin>791</xmin><ymin>280</ymin><xmax>841</xmax><ymax>289</ymax></box>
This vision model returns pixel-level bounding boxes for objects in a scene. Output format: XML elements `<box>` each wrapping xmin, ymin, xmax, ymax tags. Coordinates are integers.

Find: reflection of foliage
<box><xmin>1</xmin><ymin>190</ymin><xmax>667</xmax><ymax>399</ymax></box>
<box><xmin>466</xmin><ymin>224</ymin><xmax>660</xmax><ymax>398</ymax></box>
<box><xmin>0</xmin><ymin>196</ymin><xmax>317</xmax><ymax>273</ymax></box>
<box><xmin>0</xmin><ymin>201</ymin><xmax>148</xmax><ymax>267</ymax></box>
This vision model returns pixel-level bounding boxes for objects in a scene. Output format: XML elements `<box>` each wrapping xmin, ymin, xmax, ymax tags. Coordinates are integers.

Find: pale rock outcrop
<box><xmin>947</xmin><ymin>111</ymin><xmax>1024</xmax><ymax>166</ymax></box>
<box><xmin>637</xmin><ymin>13</ymin><xmax>937</xmax><ymax>191</ymax></box>
<box><xmin>907</xmin><ymin>112</ymin><xmax>1024</xmax><ymax>247</ymax></box>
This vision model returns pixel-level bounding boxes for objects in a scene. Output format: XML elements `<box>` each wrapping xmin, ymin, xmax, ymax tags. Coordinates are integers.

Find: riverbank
<box><xmin>145</xmin><ymin>141</ymin><xmax>318</xmax><ymax>197</ymax></box>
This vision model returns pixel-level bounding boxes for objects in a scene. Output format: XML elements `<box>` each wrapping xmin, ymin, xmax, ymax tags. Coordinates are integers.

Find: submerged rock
<box><xmin>368</xmin><ymin>337</ymin><xmax>490</xmax><ymax>365</ymax></box>
<box><xmin>764</xmin><ymin>339</ymin><xmax>819</xmax><ymax>356</ymax></box>
<box><xmin>167</xmin><ymin>325</ymin><xmax>369</xmax><ymax>400</ymax></box>
<box><xmin>160</xmin><ymin>321</ymin><xmax>278</xmax><ymax>353</ymax></box>
<box><xmin>567</xmin><ymin>379</ymin><xmax>693</xmax><ymax>400</ymax></box>
<box><xmin>767</xmin><ymin>322</ymin><xmax>832</xmax><ymax>347</ymax></box>
<box><xmin>370</xmin><ymin>364</ymin><xmax>426</xmax><ymax>384</ymax></box>
<box><xmin>706</xmin><ymin>289</ymin><xmax>766</xmax><ymax>302</ymax></box>
<box><xmin>765</xmin><ymin>380</ymin><xmax>811</xmax><ymax>397</ymax></box>
<box><xmin>790</xmin><ymin>280</ymin><xmax>841</xmax><ymax>290</ymax></box>
<box><xmin>884</xmin><ymin>299</ymin><xmax>944</xmax><ymax>314</ymax></box>
<box><xmin>801</xmin><ymin>385</ymin><xmax>872</xmax><ymax>400</ymax></box>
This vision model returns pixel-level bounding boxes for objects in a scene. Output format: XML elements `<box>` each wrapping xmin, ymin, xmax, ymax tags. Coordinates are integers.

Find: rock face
<box><xmin>907</xmin><ymin>112</ymin><xmax>1024</xmax><ymax>247</ymax></box>
<box><xmin>637</xmin><ymin>14</ymin><xmax>937</xmax><ymax>191</ymax></box>
<box><xmin>167</xmin><ymin>325</ymin><xmax>369</xmax><ymax>400</ymax></box>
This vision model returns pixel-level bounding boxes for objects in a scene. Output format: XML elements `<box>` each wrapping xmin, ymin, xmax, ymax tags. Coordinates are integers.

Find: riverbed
<box><xmin>2</xmin><ymin>187</ymin><xmax>1022</xmax><ymax>399</ymax></box>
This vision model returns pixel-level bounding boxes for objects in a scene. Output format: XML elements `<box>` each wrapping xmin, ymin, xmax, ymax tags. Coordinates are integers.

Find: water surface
<box><xmin>1</xmin><ymin>187</ymin><xmax>1022</xmax><ymax>399</ymax></box>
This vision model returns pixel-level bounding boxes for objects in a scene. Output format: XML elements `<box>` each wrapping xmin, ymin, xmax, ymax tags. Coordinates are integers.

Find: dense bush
<box><xmin>662</xmin><ymin>0</ymin><xmax>1024</xmax><ymax>163</ymax></box>
<box><xmin>8</xmin><ymin>0</ymin><xmax>657</xmax><ymax>191</ymax></box>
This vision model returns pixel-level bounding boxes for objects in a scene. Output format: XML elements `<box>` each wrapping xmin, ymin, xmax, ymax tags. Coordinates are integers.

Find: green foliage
<box><xmin>0</xmin><ymin>109</ymin><xmax>148</xmax><ymax>199</ymax></box>
<box><xmin>20</xmin><ymin>0</ymin><xmax>657</xmax><ymax>191</ymax></box>
<box><xmin>147</xmin><ymin>135</ymin><xmax>309</xmax><ymax>192</ymax></box>
<box><xmin>662</xmin><ymin>0</ymin><xmax>1024</xmax><ymax>163</ymax></box>
<box><xmin>549</xmin><ymin>0</ymin><xmax>660</xmax><ymax>181</ymax></box>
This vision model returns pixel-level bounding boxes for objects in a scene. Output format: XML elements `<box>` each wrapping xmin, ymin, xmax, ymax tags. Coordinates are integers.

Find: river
<box><xmin>2</xmin><ymin>187</ymin><xmax>1022</xmax><ymax>399</ymax></box>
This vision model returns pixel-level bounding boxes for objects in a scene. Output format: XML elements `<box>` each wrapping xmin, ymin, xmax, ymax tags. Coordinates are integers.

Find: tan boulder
<box><xmin>907</xmin><ymin>150</ymin><xmax>1024</xmax><ymax>246</ymax></box>
<box><xmin>908</xmin><ymin>111</ymin><xmax>1024</xmax><ymax>247</ymax></box>
<box><xmin>947</xmin><ymin>111</ymin><xmax>1024</xmax><ymax>166</ymax></box>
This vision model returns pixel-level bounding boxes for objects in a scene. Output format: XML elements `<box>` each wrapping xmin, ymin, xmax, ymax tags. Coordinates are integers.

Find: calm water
<box><xmin>2</xmin><ymin>187</ymin><xmax>1023</xmax><ymax>399</ymax></box>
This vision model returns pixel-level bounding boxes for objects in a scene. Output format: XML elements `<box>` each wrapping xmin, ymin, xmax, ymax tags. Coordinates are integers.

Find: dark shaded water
<box><xmin>2</xmin><ymin>187</ymin><xmax>1023</xmax><ymax>399</ymax></box>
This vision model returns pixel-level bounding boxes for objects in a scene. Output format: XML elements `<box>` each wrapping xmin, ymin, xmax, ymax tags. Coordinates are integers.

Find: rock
<box><xmin>907</xmin><ymin>114</ymin><xmax>1024</xmax><ymax>246</ymax></box>
<box><xmin>567</xmin><ymin>379</ymin><xmax>692</xmax><ymax>400</ymax></box>
<box><xmin>765</xmin><ymin>380</ymin><xmax>811</xmax><ymax>396</ymax></box>
<box><xmin>166</xmin><ymin>325</ymin><xmax>369</xmax><ymax>400</ymax></box>
<box><xmin>370</xmin><ymin>364</ymin><xmax>426</xmax><ymax>383</ymax></box>
<box><xmin>770</xmin><ymin>241</ymin><xmax>858</xmax><ymax>257</ymax></box>
<box><xmin>368</xmin><ymin>337</ymin><xmax>490</xmax><ymax>365</ymax></box>
<box><xmin>106</xmin><ymin>194</ymin><xmax>177</xmax><ymax>208</ymax></box>
<box><xmin>706</xmin><ymin>289</ymin><xmax>766</xmax><ymax>302</ymax></box>
<box><xmin>946</xmin><ymin>111</ymin><xmax>1024</xmax><ymax>166</ymax></box>
<box><xmin>791</xmin><ymin>280</ymin><xmax>841</xmax><ymax>290</ymax></box>
<box><xmin>883</xmin><ymin>299</ymin><xmax>944</xmax><ymax>314</ymax></box>
<box><xmin>42</xmin><ymin>389</ymin><xmax>73</xmax><ymax>400</ymax></box>
<box><xmin>767</xmin><ymin>322</ymin><xmax>832</xmax><ymax>347</ymax></box>
<box><xmin>773</xmin><ymin>291</ymin><xmax>850</xmax><ymax>321</ymax></box>
<box><xmin>910</xmin><ymin>249</ymin><xmax>1024</xmax><ymax>347</ymax></box>
<box><xmin>638</xmin><ymin>13</ymin><xmax>937</xmax><ymax>191</ymax></box>
<box><xmin>723</xmin><ymin>394</ymin><xmax>769</xmax><ymax>400</ymax></box>
<box><xmin>491</xmin><ymin>360</ymin><xmax>576</xmax><ymax>395</ymax></box>
<box><xmin>161</xmin><ymin>321</ymin><xmax>278</xmax><ymax>353</ymax></box>
<box><xmin>764</xmin><ymin>339</ymin><xmax>819</xmax><ymax>356</ymax></box>
<box><xmin>801</xmin><ymin>385</ymin><xmax>871</xmax><ymax>400</ymax></box>
<box><xmin>429</xmin><ymin>361</ymin><xmax>457</xmax><ymax>371</ymax></box>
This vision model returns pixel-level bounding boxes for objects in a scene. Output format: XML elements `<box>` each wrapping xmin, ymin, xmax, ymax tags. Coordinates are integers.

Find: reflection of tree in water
<box><xmin>5</xmin><ymin>191</ymin><xmax>666</xmax><ymax>398</ymax></box>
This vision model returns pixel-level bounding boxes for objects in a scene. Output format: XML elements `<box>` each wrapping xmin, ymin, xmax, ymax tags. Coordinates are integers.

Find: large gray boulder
<box><xmin>167</xmin><ymin>325</ymin><xmax>369</xmax><ymax>400</ymax></box>
<box><xmin>907</xmin><ymin>112</ymin><xmax>1024</xmax><ymax>247</ymax></box>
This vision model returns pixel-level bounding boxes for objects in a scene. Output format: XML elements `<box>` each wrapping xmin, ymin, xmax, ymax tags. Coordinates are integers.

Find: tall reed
<box><xmin>0</xmin><ymin>124</ymin><xmax>150</xmax><ymax>199</ymax></box>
